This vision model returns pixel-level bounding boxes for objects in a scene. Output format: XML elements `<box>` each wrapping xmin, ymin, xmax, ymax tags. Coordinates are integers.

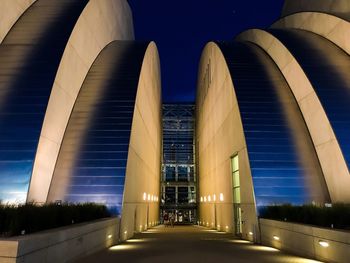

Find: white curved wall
<box><xmin>272</xmin><ymin>12</ymin><xmax>350</xmax><ymax>55</ymax></box>
<box><xmin>282</xmin><ymin>0</ymin><xmax>350</xmax><ymax>21</ymax></box>
<box><xmin>0</xmin><ymin>0</ymin><xmax>36</xmax><ymax>43</ymax></box>
<box><xmin>196</xmin><ymin>42</ymin><xmax>258</xmax><ymax>239</ymax></box>
<box><xmin>237</xmin><ymin>29</ymin><xmax>350</xmax><ymax>202</ymax></box>
<box><xmin>121</xmin><ymin>42</ymin><xmax>162</xmax><ymax>240</ymax></box>
<box><xmin>27</xmin><ymin>0</ymin><xmax>134</xmax><ymax>203</ymax></box>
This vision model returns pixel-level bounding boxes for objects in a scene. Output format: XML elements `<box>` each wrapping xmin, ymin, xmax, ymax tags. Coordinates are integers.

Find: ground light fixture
<box><xmin>273</xmin><ymin>235</ymin><xmax>280</xmax><ymax>241</ymax></box>
<box><xmin>318</xmin><ymin>240</ymin><xmax>329</xmax><ymax>247</ymax></box>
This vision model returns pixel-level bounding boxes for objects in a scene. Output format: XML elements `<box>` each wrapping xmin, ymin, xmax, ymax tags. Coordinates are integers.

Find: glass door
<box><xmin>231</xmin><ymin>155</ymin><xmax>242</xmax><ymax>236</ymax></box>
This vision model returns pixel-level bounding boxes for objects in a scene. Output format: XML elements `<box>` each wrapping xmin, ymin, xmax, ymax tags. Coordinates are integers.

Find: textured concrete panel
<box><xmin>261</xmin><ymin>218</ymin><xmax>350</xmax><ymax>263</ymax></box>
<box><xmin>0</xmin><ymin>218</ymin><xmax>119</xmax><ymax>263</ymax></box>
<box><xmin>0</xmin><ymin>0</ymin><xmax>36</xmax><ymax>43</ymax></box>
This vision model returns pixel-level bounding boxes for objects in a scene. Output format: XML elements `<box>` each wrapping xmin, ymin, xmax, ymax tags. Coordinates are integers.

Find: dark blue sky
<box><xmin>128</xmin><ymin>0</ymin><xmax>284</xmax><ymax>102</ymax></box>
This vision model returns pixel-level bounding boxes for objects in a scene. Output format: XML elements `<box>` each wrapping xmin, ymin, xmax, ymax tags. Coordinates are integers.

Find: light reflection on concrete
<box><xmin>109</xmin><ymin>244</ymin><xmax>138</xmax><ymax>251</ymax></box>
<box><xmin>126</xmin><ymin>239</ymin><xmax>148</xmax><ymax>243</ymax></box>
<box><xmin>228</xmin><ymin>240</ymin><xmax>252</xmax><ymax>244</ymax></box>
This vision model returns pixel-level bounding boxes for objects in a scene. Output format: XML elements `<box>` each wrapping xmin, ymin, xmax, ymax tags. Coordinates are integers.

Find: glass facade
<box><xmin>218</xmin><ymin>41</ymin><xmax>329</xmax><ymax>208</ymax></box>
<box><xmin>0</xmin><ymin>0</ymin><xmax>88</xmax><ymax>203</ymax></box>
<box><xmin>161</xmin><ymin>104</ymin><xmax>197</xmax><ymax>224</ymax></box>
<box><xmin>231</xmin><ymin>155</ymin><xmax>242</xmax><ymax>235</ymax></box>
<box><xmin>47</xmin><ymin>41</ymin><xmax>149</xmax><ymax>215</ymax></box>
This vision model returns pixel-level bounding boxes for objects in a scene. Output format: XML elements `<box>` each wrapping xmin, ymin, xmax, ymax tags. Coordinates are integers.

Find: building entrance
<box><xmin>161</xmin><ymin>209</ymin><xmax>196</xmax><ymax>225</ymax></box>
<box><xmin>160</xmin><ymin>104</ymin><xmax>197</xmax><ymax>225</ymax></box>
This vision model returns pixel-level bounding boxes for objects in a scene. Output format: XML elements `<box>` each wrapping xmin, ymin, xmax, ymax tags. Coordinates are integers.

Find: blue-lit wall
<box><xmin>218</xmin><ymin>41</ymin><xmax>329</xmax><ymax>207</ymax></box>
<box><xmin>269</xmin><ymin>29</ymin><xmax>350</xmax><ymax>170</ymax></box>
<box><xmin>0</xmin><ymin>0</ymin><xmax>88</xmax><ymax>203</ymax></box>
<box><xmin>47</xmin><ymin>41</ymin><xmax>149</xmax><ymax>215</ymax></box>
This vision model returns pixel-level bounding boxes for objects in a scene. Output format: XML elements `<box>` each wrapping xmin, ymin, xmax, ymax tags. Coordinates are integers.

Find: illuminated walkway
<box><xmin>77</xmin><ymin>225</ymin><xmax>321</xmax><ymax>263</ymax></box>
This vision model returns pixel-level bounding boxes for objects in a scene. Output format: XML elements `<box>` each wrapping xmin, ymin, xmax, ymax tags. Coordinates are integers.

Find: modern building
<box><xmin>196</xmin><ymin>0</ymin><xmax>350</xmax><ymax>241</ymax></box>
<box><xmin>0</xmin><ymin>0</ymin><xmax>349</xmax><ymax>244</ymax></box>
<box><xmin>0</xmin><ymin>0</ymin><xmax>162</xmax><ymax>241</ymax></box>
<box><xmin>161</xmin><ymin>104</ymin><xmax>197</xmax><ymax>224</ymax></box>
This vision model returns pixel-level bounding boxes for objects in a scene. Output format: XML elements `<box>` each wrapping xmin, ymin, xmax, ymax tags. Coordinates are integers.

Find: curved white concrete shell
<box><xmin>237</xmin><ymin>29</ymin><xmax>350</xmax><ymax>202</ymax></box>
<box><xmin>0</xmin><ymin>0</ymin><xmax>36</xmax><ymax>43</ymax></box>
<box><xmin>272</xmin><ymin>12</ymin><xmax>350</xmax><ymax>55</ymax></box>
<box><xmin>282</xmin><ymin>0</ymin><xmax>350</xmax><ymax>21</ymax></box>
<box><xmin>196</xmin><ymin>42</ymin><xmax>258</xmax><ymax>238</ymax></box>
<box><xmin>28</xmin><ymin>0</ymin><xmax>134</xmax><ymax>203</ymax></box>
<box><xmin>121</xmin><ymin>42</ymin><xmax>162</xmax><ymax>240</ymax></box>
<box><xmin>196</xmin><ymin>38</ymin><xmax>333</xmax><ymax>240</ymax></box>
<box><xmin>0</xmin><ymin>1</ymin><xmax>163</xmax><ymax>240</ymax></box>
<box><xmin>196</xmin><ymin>0</ymin><xmax>350</xmax><ymax>244</ymax></box>
<box><xmin>43</xmin><ymin>40</ymin><xmax>161</xmax><ymax>240</ymax></box>
<box><xmin>0</xmin><ymin>0</ymin><xmax>90</xmax><ymax>203</ymax></box>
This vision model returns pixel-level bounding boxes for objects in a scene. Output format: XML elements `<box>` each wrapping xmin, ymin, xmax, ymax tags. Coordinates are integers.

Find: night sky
<box><xmin>128</xmin><ymin>0</ymin><xmax>285</xmax><ymax>103</ymax></box>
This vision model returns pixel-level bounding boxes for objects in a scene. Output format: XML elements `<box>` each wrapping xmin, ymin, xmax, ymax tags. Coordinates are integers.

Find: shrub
<box><xmin>259</xmin><ymin>203</ymin><xmax>350</xmax><ymax>230</ymax></box>
<box><xmin>0</xmin><ymin>203</ymin><xmax>111</xmax><ymax>237</ymax></box>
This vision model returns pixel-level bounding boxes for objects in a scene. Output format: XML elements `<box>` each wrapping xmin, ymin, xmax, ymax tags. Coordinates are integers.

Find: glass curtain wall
<box><xmin>161</xmin><ymin>104</ymin><xmax>197</xmax><ymax>224</ymax></box>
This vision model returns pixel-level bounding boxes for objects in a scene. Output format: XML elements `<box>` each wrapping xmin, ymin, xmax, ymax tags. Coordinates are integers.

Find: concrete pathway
<box><xmin>77</xmin><ymin>225</ymin><xmax>322</xmax><ymax>263</ymax></box>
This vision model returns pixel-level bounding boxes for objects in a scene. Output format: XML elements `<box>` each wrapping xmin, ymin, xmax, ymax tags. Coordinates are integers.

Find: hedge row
<box><xmin>260</xmin><ymin>203</ymin><xmax>350</xmax><ymax>230</ymax></box>
<box><xmin>0</xmin><ymin>203</ymin><xmax>111</xmax><ymax>237</ymax></box>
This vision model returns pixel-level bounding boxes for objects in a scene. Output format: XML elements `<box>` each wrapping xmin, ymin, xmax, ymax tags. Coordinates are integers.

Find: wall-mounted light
<box><xmin>248</xmin><ymin>231</ymin><xmax>253</xmax><ymax>236</ymax></box>
<box><xmin>273</xmin><ymin>235</ymin><xmax>280</xmax><ymax>241</ymax></box>
<box><xmin>204</xmin><ymin>196</ymin><xmax>207</xmax><ymax>202</ymax></box>
<box><xmin>124</xmin><ymin>231</ymin><xmax>128</xmax><ymax>235</ymax></box>
<box><xmin>107</xmin><ymin>234</ymin><xmax>112</xmax><ymax>239</ymax></box>
<box><xmin>151</xmin><ymin>195</ymin><xmax>154</xmax><ymax>201</ymax></box>
<box><xmin>213</xmin><ymin>194</ymin><xmax>216</xmax><ymax>201</ymax></box>
<box><xmin>200</xmin><ymin>197</ymin><xmax>203</xmax><ymax>202</ymax></box>
<box><xmin>143</xmin><ymin>192</ymin><xmax>147</xmax><ymax>201</ymax></box>
<box><xmin>147</xmin><ymin>194</ymin><xmax>151</xmax><ymax>201</ymax></box>
<box><xmin>208</xmin><ymin>195</ymin><xmax>211</xmax><ymax>202</ymax></box>
<box><xmin>219</xmin><ymin>193</ymin><xmax>224</xmax><ymax>202</ymax></box>
<box><xmin>318</xmin><ymin>240</ymin><xmax>329</xmax><ymax>248</ymax></box>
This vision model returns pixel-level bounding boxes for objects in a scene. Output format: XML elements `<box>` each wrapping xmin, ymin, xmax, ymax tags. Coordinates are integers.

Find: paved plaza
<box><xmin>77</xmin><ymin>225</ymin><xmax>322</xmax><ymax>263</ymax></box>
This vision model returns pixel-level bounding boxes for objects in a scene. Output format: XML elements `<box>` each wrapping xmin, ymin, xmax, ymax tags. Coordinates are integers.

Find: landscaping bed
<box><xmin>260</xmin><ymin>203</ymin><xmax>350</xmax><ymax>230</ymax></box>
<box><xmin>0</xmin><ymin>203</ymin><xmax>111</xmax><ymax>237</ymax></box>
